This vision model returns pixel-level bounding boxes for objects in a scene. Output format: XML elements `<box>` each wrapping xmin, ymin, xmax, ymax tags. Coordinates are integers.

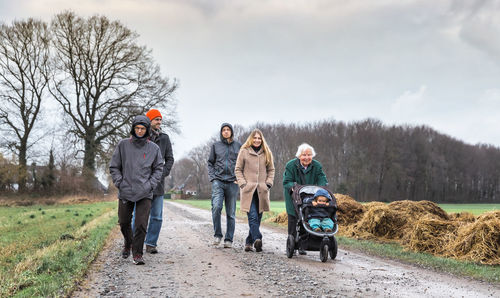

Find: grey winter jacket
<box><xmin>150</xmin><ymin>130</ymin><xmax>174</xmax><ymax>196</ymax></box>
<box><xmin>207</xmin><ymin>123</ymin><xmax>242</xmax><ymax>182</ymax></box>
<box><xmin>109</xmin><ymin>115</ymin><xmax>164</xmax><ymax>202</ymax></box>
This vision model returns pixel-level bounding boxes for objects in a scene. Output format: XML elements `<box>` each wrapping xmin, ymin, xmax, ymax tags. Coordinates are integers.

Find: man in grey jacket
<box><xmin>110</xmin><ymin>115</ymin><xmax>164</xmax><ymax>265</ymax></box>
<box><xmin>207</xmin><ymin>123</ymin><xmax>241</xmax><ymax>248</ymax></box>
<box><xmin>132</xmin><ymin>109</ymin><xmax>174</xmax><ymax>254</ymax></box>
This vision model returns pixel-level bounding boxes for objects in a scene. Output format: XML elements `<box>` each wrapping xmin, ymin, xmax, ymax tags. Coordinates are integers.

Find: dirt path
<box><xmin>73</xmin><ymin>201</ymin><xmax>500</xmax><ymax>297</ymax></box>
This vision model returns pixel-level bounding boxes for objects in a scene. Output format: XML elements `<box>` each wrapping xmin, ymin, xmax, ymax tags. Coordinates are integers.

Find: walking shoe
<box><xmin>314</xmin><ymin>227</ymin><xmax>321</xmax><ymax>232</ymax></box>
<box><xmin>133</xmin><ymin>254</ymin><xmax>145</xmax><ymax>265</ymax></box>
<box><xmin>121</xmin><ymin>246</ymin><xmax>131</xmax><ymax>259</ymax></box>
<box><xmin>146</xmin><ymin>245</ymin><xmax>158</xmax><ymax>254</ymax></box>
<box><xmin>298</xmin><ymin>248</ymin><xmax>307</xmax><ymax>255</ymax></box>
<box><xmin>213</xmin><ymin>237</ymin><xmax>222</xmax><ymax>246</ymax></box>
<box><xmin>254</xmin><ymin>239</ymin><xmax>262</xmax><ymax>252</ymax></box>
<box><xmin>223</xmin><ymin>240</ymin><xmax>232</xmax><ymax>248</ymax></box>
<box><xmin>324</xmin><ymin>228</ymin><xmax>332</xmax><ymax>233</ymax></box>
<box><xmin>244</xmin><ymin>244</ymin><xmax>253</xmax><ymax>252</ymax></box>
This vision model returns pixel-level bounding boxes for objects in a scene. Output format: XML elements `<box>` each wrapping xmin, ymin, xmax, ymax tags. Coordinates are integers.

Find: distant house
<box><xmin>185</xmin><ymin>189</ymin><xmax>197</xmax><ymax>196</ymax></box>
<box><xmin>169</xmin><ymin>174</ymin><xmax>198</xmax><ymax>199</ymax></box>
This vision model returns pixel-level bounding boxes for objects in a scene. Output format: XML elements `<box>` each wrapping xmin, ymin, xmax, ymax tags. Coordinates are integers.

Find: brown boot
<box><xmin>146</xmin><ymin>245</ymin><xmax>158</xmax><ymax>254</ymax></box>
<box><xmin>254</xmin><ymin>239</ymin><xmax>262</xmax><ymax>252</ymax></box>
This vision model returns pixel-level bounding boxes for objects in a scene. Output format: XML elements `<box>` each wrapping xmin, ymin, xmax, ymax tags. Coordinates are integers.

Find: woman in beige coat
<box><xmin>235</xmin><ymin>129</ymin><xmax>275</xmax><ymax>252</ymax></box>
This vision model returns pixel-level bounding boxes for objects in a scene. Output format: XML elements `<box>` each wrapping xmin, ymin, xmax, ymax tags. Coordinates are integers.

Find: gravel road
<box><xmin>73</xmin><ymin>201</ymin><xmax>500</xmax><ymax>297</ymax></box>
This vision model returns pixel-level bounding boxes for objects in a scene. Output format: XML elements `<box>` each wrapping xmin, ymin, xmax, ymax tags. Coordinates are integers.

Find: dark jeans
<box><xmin>118</xmin><ymin>198</ymin><xmax>151</xmax><ymax>256</ymax></box>
<box><xmin>246</xmin><ymin>191</ymin><xmax>263</xmax><ymax>245</ymax></box>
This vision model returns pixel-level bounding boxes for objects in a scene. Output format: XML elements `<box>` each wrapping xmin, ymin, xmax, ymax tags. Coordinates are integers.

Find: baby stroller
<box><xmin>286</xmin><ymin>184</ymin><xmax>338</xmax><ymax>262</ymax></box>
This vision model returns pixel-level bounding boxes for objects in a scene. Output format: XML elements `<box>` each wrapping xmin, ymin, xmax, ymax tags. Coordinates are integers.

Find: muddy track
<box><xmin>73</xmin><ymin>201</ymin><xmax>500</xmax><ymax>297</ymax></box>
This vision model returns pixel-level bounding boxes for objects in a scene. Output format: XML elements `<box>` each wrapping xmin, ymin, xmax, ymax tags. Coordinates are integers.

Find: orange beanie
<box><xmin>146</xmin><ymin>109</ymin><xmax>162</xmax><ymax>120</ymax></box>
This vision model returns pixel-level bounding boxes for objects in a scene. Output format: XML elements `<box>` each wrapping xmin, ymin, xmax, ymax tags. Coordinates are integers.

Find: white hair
<box><xmin>295</xmin><ymin>143</ymin><xmax>316</xmax><ymax>158</ymax></box>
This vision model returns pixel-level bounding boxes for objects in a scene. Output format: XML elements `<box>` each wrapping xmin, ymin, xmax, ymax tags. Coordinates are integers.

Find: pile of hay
<box><xmin>388</xmin><ymin>200</ymin><xmax>449</xmax><ymax>221</ymax></box>
<box><xmin>448</xmin><ymin>211</ymin><xmax>476</xmax><ymax>223</ymax></box>
<box><xmin>404</xmin><ymin>215</ymin><xmax>460</xmax><ymax>254</ymax></box>
<box><xmin>349</xmin><ymin>205</ymin><xmax>407</xmax><ymax>240</ymax></box>
<box><xmin>266</xmin><ymin>211</ymin><xmax>288</xmax><ymax>225</ymax></box>
<box><xmin>363</xmin><ymin>201</ymin><xmax>387</xmax><ymax>210</ymax></box>
<box><xmin>334</xmin><ymin>193</ymin><xmax>365</xmax><ymax>225</ymax></box>
<box><xmin>444</xmin><ymin>211</ymin><xmax>500</xmax><ymax>265</ymax></box>
<box><xmin>324</xmin><ymin>195</ymin><xmax>499</xmax><ymax>264</ymax></box>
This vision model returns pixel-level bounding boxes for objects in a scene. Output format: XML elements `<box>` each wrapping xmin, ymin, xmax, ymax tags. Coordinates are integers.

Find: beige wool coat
<box><xmin>235</xmin><ymin>146</ymin><xmax>275</xmax><ymax>213</ymax></box>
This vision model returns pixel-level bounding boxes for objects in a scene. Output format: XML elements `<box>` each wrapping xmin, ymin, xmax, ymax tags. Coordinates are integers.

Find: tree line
<box><xmin>0</xmin><ymin>12</ymin><xmax>177</xmax><ymax>194</ymax></box>
<box><xmin>170</xmin><ymin>119</ymin><xmax>500</xmax><ymax>203</ymax></box>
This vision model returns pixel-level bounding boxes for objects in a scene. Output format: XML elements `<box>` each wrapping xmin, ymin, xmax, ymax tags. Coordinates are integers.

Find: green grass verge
<box><xmin>0</xmin><ymin>201</ymin><xmax>117</xmax><ymax>297</ymax></box>
<box><xmin>173</xmin><ymin>198</ymin><xmax>500</xmax><ymax>283</ymax></box>
<box><xmin>438</xmin><ymin>204</ymin><xmax>500</xmax><ymax>216</ymax></box>
<box><xmin>337</xmin><ymin>236</ymin><xmax>500</xmax><ymax>283</ymax></box>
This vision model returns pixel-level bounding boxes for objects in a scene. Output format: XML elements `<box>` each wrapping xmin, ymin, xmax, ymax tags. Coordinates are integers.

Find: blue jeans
<box><xmin>132</xmin><ymin>195</ymin><xmax>164</xmax><ymax>247</ymax></box>
<box><xmin>246</xmin><ymin>191</ymin><xmax>262</xmax><ymax>245</ymax></box>
<box><xmin>211</xmin><ymin>180</ymin><xmax>238</xmax><ymax>242</ymax></box>
<box><xmin>308</xmin><ymin>218</ymin><xmax>334</xmax><ymax>231</ymax></box>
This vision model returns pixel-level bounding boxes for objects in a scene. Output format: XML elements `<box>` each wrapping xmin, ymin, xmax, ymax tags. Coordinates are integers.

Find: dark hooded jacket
<box><xmin>149</xmin><ymin>128</ymin><xmax>174</xmax><ymax>196</ymax></box>
<box><xmin>109</xmin><ymin>115</ymin><xmax>164</xmax><ymax>202</ymax></box>
<box><xmin>207</xmin><ymin>123</ymin><xmax>242</xmax><ymax>182</ymax></box>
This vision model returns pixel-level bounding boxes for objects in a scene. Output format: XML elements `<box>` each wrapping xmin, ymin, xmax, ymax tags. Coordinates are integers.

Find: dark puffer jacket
<box><xmin>109</xmin><ymin>115</ymin><xmax>164</xmax><ymax>202</ymax></box>
<box><xmin>207</xmin><ymin>123</ymin><xmax>242</xmax><ymax>183</ymax></box>
<box><xmin>150</xmin><ymin>130</ymin><xmax>174</xmax><ymax>196</ymax></box>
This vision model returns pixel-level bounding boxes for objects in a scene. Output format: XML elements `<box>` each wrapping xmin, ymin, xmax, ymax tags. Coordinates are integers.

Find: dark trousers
<box><xmin>118</xmin><ymin>198</ymin><xmax>151</xmax><ymax>256</ymax></box>
<box><xmin>288</xmin><ymin>214</ymin><xmax>297</xmax><ymax>237</ymax></box>
<box><xmin>288</xmin><ymin>214</ymin><xmax>305</xmax><ymax>250</ymax></box>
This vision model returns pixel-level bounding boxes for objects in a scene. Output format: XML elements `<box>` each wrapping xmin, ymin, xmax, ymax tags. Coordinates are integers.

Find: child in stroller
<box><xmin>303</xmin><ymin>189</ymin><xmax>334</xmax><ymax>233</ymax></box>
<box><xmin>286</xmin><ymin>184</ymin><xmax>338</xmax><ymax>262</ymax></box>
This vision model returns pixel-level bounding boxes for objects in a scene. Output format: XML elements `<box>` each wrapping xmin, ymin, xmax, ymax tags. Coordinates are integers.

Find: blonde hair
<box><xmin>242</xmin><ymin>129</ymin><xmax>273</xmax><ymax>166</ymax></box>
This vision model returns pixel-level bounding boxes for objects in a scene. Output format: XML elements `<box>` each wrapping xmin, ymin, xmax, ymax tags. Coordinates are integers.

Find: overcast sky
<box><xmin>2</xmin><ymin>0</ymin><xmax>500</xmax><ymax>159</ymax></box>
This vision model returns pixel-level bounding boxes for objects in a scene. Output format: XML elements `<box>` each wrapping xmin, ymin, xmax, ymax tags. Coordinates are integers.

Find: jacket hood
<box><xmin>131</xmin><ymin>115</ymin><xmax>151</xmax><ymax>139</ymax></box>
<box><xmin>220</xmin><ymin>122</ymin><xmax>234</xmax><ymax>142</ymax></box>
<box><xmin>314</xmin><ymin>188</ymin><xmax>332</xmax><ymax>201</ymax></box>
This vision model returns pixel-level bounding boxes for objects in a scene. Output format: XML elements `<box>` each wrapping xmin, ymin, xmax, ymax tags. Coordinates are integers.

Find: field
<box><xmin>0</xmin><ymin>201</ymin><xmax>117</xmax><ymax>297</ymax></box>
<box><xmin>437</xmin><ymin>204</ymin><xmax>500</xmax><ymax>215</ymax></box>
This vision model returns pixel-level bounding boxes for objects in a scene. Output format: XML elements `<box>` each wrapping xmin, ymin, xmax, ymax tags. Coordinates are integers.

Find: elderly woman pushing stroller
<box><xmin>283</xmin><ymin>143</ymin><xmax>328</xmax><ymax>255</ymax></box>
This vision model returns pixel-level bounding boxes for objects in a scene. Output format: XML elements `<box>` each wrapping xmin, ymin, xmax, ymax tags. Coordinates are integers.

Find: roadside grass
<box><xmin>0</xmin><ymin>201</ymin><xmax>117</xmax><ymax>297</ymax></box>
<box><xmin>337</xmin><ymin>237</ymin><xmax>500</xmax><ymax>283</ymax></box>
<box><xmin>174</xmin><ymin>199</ymin><xmax>500</xmax><ymax>283</ymax></box>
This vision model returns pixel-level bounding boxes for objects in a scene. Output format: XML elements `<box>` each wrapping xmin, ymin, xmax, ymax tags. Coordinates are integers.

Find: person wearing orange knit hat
<box><xmin>132</xmin><ymin>108</ymin><xmax>174</xmax><ymax>254</ymax></box>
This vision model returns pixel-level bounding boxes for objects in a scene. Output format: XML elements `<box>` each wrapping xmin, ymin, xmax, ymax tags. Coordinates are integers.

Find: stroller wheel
<box><xmin>286</xmin><ymin>235</ymin><xmax>295</xmax><ymax>258</ymax></box>
<box><xmin>320</xmin><ymin>242</ymin><xmax>329</xmax><ymax>262</ymax></box>
<box><xmin>329</xmin><ymin>236</ymin><xmax>338</xmax><ymax>260</ymax></box>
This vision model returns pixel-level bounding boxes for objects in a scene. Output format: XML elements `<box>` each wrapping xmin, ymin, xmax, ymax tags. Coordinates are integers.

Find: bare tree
<box><xmin>0</xmin><ymin>19</ymin><xmax>51</xmax><ymax>192</ymax></box>
<box><xmin>50</xmin><ymin>11</ymin><xmax>178</xmax><ymax>183</ymax></box>
<box><xmin>189</xmin><ymin>143</ymin><xmax>211</xmax><ymax>197</ymax></box>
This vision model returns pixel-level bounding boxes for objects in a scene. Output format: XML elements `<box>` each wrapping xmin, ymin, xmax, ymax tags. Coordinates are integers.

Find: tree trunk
<box><xmin>83</xmin><ymin>131</ymin><xmax>97</xmax><ymax>188</ymax></box>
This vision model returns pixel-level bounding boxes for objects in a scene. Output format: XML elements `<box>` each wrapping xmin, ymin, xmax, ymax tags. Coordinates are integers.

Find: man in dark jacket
<box><xmin>207</xmin><ymin>123</ymin><xmax>241</xmax><ymax>248</ymax></box>
<box><xmin>110</xmin><ymin>115</ymin><xmax>164</xmax><ymax>265</ymax></box>
<box><xmin>138</xmin><ymin>109</ymin><xmax>174</xmax><ymax>254</ymax></box>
